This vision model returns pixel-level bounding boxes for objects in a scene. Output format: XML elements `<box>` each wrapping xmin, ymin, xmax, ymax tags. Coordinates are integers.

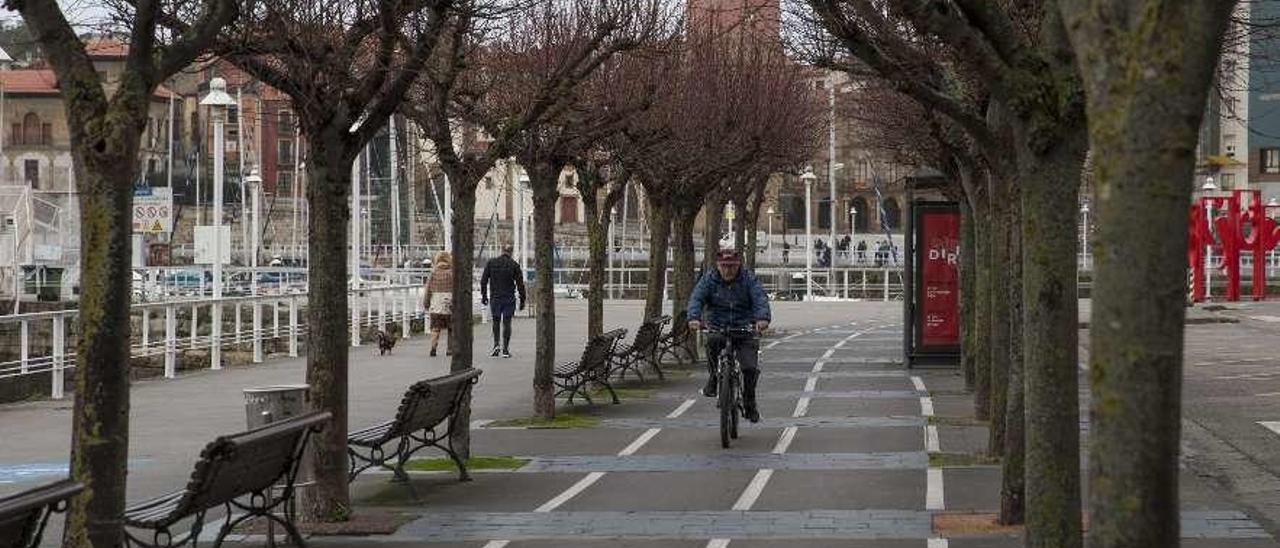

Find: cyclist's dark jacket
<box><xmin>481</xmin><ymin>254</ymin><xmax>527</xmax><ymax>302</ymax></box>
<box><xmin>687</xmin><ymin>268</ymin><xmax>771</xmax><ymax>328</ymax></box>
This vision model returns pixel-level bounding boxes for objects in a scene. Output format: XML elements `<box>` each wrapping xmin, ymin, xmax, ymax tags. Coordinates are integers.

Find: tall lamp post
<box><xmin>801</xmin><ymin>167</ymin><xmax>816</xmax><ymax>301</ymax></box>
<box><xmin>1202</xmin><ymin>176</ymin><xmax>1218</xmax><ymax>299</ymax></box>
<box><xmin>518</xmin><ymin>174</ymin><xmax>529</xmax><ymax>271</ymax></box>
<box><xmin>246</xmin><ymin>167</ymin><xmax>262</xmax><ymax>363</ymax></box>
<box><xmin>849</xmin><ymin>206</ymin><xmax>857</xmax><ymax>265</ymax></box>
<box><xmin>1080</xmin><ymin>201</ymin><xmax>1089</xmax><ymax>271</ymax></box>
<box><xmin>725</xmin><ymin>201</ymin><xmax>736</xmax><ymax>242</ymax></box>
<box><xmin>200</xmin><ymin>77</ymin><xmax>236</xmax><ymax>370</ymax></box>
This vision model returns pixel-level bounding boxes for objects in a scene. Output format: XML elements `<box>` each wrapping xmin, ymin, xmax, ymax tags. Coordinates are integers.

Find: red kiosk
<box><xmin>1188</xmin><ymin>189</ymin><xmax>1280</xmax><ymax>302</ymax></box>
<box><xmin>903</xmin><ymin>170</ymin><xmax>961</xmax><ymax>367</ymax></box>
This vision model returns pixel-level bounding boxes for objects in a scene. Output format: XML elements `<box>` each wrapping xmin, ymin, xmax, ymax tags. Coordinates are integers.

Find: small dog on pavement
<box><xmin>375</xmin><ymin>328</ymin><xmax>398</xmax><ymax>355</ymax></box>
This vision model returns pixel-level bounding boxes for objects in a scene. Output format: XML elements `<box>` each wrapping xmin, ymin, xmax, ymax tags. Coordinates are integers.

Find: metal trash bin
<box><xmin>243</xmin><ymin>384</ymin><xmax>310</xmax><ymax>429</ymax></box>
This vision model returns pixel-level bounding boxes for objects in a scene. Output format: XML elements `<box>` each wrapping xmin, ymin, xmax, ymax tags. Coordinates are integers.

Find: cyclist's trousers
<box><xmin>707</xmin><ymin>333</ymin><xmax>759</xmax><ymax>373</ymax></box>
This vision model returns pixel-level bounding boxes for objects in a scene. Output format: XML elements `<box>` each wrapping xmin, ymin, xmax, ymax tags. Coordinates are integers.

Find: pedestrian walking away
<box><xmin>424</xmin><ymin>250</ymin><xmax>454</xmax><ymax>357</ymax></box>
<box><xmin>481</xmin><ymin>243</ymin><xmax>527</xmax><ymax>358</ymax></box>
<box><xmin>687</xmin><ymin>248</ymin><xmax>771</xmax><ymax>423</ymax></box>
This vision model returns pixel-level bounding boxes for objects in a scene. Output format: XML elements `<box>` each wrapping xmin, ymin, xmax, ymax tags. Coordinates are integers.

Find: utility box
<box><xmin>903</xmin><ymin>168</ymin><xmax>961</xmax><ymax>368</ymax></box>
<box><xmin>243</xmin><ymin>384</ymin><xmax>310</xmax><ymax>429</ymax></box>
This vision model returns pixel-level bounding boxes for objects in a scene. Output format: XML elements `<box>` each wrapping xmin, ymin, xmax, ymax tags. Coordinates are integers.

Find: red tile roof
<box><xmin>0</xmin><ymin>70</ymin><xmax>58</xmax><ymax>95</ymax></box>
<box><xmin>85</xmin><ymin>40</ymin><xmax>129</xmax><ymax>59</ymax></box>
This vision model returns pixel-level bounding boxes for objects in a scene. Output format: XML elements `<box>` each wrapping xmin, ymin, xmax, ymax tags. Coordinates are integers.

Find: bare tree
<box><xmin>2</xmin><ymin>0</ymin><xmax>236</xmax><ymax>544</ymax></box>
<box><xmin>1059</xmin><ymin>1</ymin><xmax>1236</xmax><ymax>545</ymax></box>
<box><xmin>209</xmin><ymin>0</ymin><xmax>455</xmax><ymax>521</ymax></box>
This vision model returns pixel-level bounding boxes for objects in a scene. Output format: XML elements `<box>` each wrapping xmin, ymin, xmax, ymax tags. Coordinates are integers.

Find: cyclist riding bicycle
<box><xmin>688</xmin><ymin>248</ymin><xmax>771</xmax><ymax>422</ymax></box>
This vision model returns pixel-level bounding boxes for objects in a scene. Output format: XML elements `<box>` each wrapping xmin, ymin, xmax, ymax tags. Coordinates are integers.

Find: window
<box><xmin>24</xmin><ymin>160</ymin><xmax>39</xmax><ymax>188</ymax></box>
<box><xmin>1263</xmin><ymin>148</ymin><xmax>1280</xmax><ymax>174</ymax></box>
<box><xmin>10</xmin><ymin>124</ymin><xmax>19</xmax><ymax>146</ymax></box>
<box><xmin>22</xmin><ymin>113</ymin><xmax>39</xmax><ymax>145</ymax></box>
<box><xmin>277</xmin><ymin>172</ymin><xmax>294</xmax><ymax>194</ymax></box>
<box><xmin>1221</xmin><ymin>173</ymin><xmax>1236</xmax><ymax>189</ymax></box>
<box><xmin>41</xmin><ymin>124</ymin><xmax>51</xmax><ymax>146</ymax></box>
<box><xmin>484</xmin><ymin>176</ymin><xmax>494</xmax><ymax>189</ymax></box>
<box><xmin>278</xmin><ymin>110</ymin><xmax>295</xmax><ymax>134</ymax></box>
<box><xmin>818</xmin><ymin>198</ymin><xmax>832</xmax><ymax>229</ymax></box>
<box><xmin>278</xmin><ymin>139</ymin><xmax>295</xmax><ymax>165</ymax></box>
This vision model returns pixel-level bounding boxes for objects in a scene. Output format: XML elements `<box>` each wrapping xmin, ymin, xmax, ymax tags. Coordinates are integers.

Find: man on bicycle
<box><xmin>688</xmin><ymin>248</ymin><xmax>771</xmax><ymax>422</ymax></box>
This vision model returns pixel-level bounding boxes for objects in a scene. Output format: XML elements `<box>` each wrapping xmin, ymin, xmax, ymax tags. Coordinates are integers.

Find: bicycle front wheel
<box><xmin>730</xmin><ymin>372</ymin><xmax>740</xmax><ymax>439</ymax></box>
<box><xmin>719</xmin><ymin>364</ymin><xmax>733</xmax><ymax>448</ymax></box>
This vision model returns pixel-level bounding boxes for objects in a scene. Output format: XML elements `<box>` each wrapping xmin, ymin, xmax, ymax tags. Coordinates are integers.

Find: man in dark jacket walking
<box><xmin>481</xmin><ymin>244</ymin><xmax>527</xmax><ymax>358</ymax></box>
<box><xmin>687</xmin><ymin>249</ymin><xmax>771</xmax><ymax>422</ymax></box>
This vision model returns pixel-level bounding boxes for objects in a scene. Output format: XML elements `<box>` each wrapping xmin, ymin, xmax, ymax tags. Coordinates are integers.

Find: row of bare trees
<box><xmin>791</xmin><ymin>0</ymin><xmax>1235</xmax><ymax>546</ymax></box>
<box><xmin>6</xmin><ymin>0</ymin><xmax>822</xmax><ymax>544</ymax></box>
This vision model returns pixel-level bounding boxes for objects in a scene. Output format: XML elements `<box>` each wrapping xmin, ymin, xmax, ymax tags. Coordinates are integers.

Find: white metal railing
<box><xmin>0</xmin><ymin>284</ymin><xmax>426</xmax><ymax>399</ymax></box>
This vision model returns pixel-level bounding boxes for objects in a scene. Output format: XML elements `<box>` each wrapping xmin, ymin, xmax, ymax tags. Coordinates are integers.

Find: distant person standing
<box><xmin>423</xmin><ymin>251</ymin><xmax>453</xmax><ymax>357</ymax></box>
<box><xmin>481</xmin><ymin>244</ymin><xmax>527</xmax><ymax>358</ymax></box>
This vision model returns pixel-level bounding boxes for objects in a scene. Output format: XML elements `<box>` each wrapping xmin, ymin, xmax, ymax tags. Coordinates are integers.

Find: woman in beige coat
<box><xmin>424</xmin><ymin>251</ymin><xmax>453</xmax><ymax>356</ymax></box>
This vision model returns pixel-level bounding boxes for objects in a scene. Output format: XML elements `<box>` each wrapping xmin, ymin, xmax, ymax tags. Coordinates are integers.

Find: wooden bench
<box><xmin>610</xmin><ymin>316</ymin><xmax>669</xmax><ymax>382</ymax></box>
<box><xmin>348</xmin><ymin>368</ymin><xmax>483</xmax><ymax>484</ymax></box>
<box><xmin>0</xmin><ymin>479</ymin><xmax>82</xmax><ymax>548</ymax></box>
<box><xmin>553</xmin><ymin>328</ymin><xmax>627</xmax><ymax>405</ymax></box>
<box><xmin>657</xmin><ymin>312</ymin><xmax>698</xmax><ymax>364</ymax></box>
<box><xmin>123</xmin><ymin>411</ymin><xmax>331</xmax><ymax>548</ymax></box>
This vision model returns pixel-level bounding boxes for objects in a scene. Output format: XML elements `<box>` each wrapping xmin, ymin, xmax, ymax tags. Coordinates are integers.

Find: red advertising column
<box><xmin>917</xmin><ymin>208</ymin><xmax>961</xmax><ymax>352</ymax></box>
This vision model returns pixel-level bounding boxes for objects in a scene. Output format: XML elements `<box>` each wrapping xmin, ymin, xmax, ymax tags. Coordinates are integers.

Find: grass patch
<box><xmin>487</xmin><ymin>413</ymin><xmax>601</xmax><ymax>429</ymax></box>
<box><xmin>404</xmin><ymin>455</ymin><xmax>528</xmax><ymax>472</ymax></box>
<box><xmin>929</xmin><ymin>452</ymin><xmax>1000</xmax><ymax>467</ymax></box>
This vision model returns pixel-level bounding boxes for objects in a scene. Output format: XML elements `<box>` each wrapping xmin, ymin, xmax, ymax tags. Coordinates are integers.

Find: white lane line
<box><xmin>911</xmin><ymin>376</ymin><xmax>927</xmax><ymax>393</ymax></box>
<box><xmin>926</xmin><ymin>425</ymin><xmax>940</xmax><ymax>453</ymax></box>
<box><xmin>821</xmin><ymin>348</ymin><xmax>836</xmax><ymax>359</ymax></box>
<box><xmin>792</xmin><ymin>397</ymin><xmax>811</xmax><ymax>418</ymax></box>
<box><xmin>773</xmin><ymin>426</ymin><xmax>798</xmax><ymax>454</ymax></box>
<box><xmin>812</xmin><ymin>361</ymin><xmax>825</xmax><ymax>373</ymax></box>
<box><xmin>535</xmin><ymin>472</ymin><xmax>605</xmax><ymax>512</ymax></box>
<box><xmin>920</xmin><ymin>397</ymin><xmax>935</xmax><ymax>417</ymax></box>
<box><xmin>619</xmin><ymin>428</ymin><xmax>661</xmax><ymax>456</ymax></box>
<box><xmin>733</xmin><ymin>469</ymin><xmax>775</xmax><ymax>510</ymax></box>
<box><xmin>803</xmin><ymin>375</ymin><xmax>819</xmax><ymax>392</ymax></box>
<box><xmin>926</xmin><ymin>467</ymin><xmax>945</xmax><ymax>510</ymax></box>
<box><xmin>928</xmin><ymin>538</ymin><xmax>949</xmax><ymax>548</ymax></box>
<box><xmin>482</xmin><ymin>542</ymin><xmax>510</xmax><ymax>548</ymax></box>
<box><xmin>706</xmin><ymin>539</ymin><xmax>732</xmax><ymax>548</ymax></box>
<box><xmin>1256</xmin><ymin>392</ymin><xmax>1280</xmax><ymax>398</ymax></box>
<box><xmin>667</xmin><ymin>398</ymin><xmax>697</xmax><ymax>418</ymax></box>
<box><xmin>766</xmin><ymin>340</ymin><xmax>780</xmax><ymax>349</ymax></box>
<box><xmin>1258</xmin><ymin>421</ymin><xmax>1280</xmax><ymax>435</ymax></box>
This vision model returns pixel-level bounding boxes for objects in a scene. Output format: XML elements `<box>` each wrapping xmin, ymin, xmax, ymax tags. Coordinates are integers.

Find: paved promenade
<box><xmin>4</xmin><ymin>300</ymin><xmax>1280</xmax><ymax>546</ymax></box>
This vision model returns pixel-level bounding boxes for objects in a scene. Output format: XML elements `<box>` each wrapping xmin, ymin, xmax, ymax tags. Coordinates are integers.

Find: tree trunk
<box><xmin>1000</xmin><ymin>191</ymin><xmax>1025</xmax><ymax>525</ymax></box>
<box><xmin>64</xmin><ymin>145</ymin><xmax>138</xmax><ymax>548</ymax></box>
<box><xmin>960</xmin><ymin>201</ymin><xmax>977</xmax><ymax>391</ymax></box>
<box><xmin>988</xmin><ymin>188</ymin><xmax>1011</xmax><ymax>449</ymax></box>
<box><xmin>1061</xmin><ymin>4</ymin><xmax>1232</xmax><ymax>545</ymax></box>
<box><xmin>448</xmin><ymin>169</ymin><xmax>479</xmax><ymax>460</ymax></box>
<box><xmin>643</xmin><ymin>196</ymin><xmax>672</xmax><ymax>320</ymax></box>
<box><xmin>301</xmin><ymin>133</ymin><xmax>357</xmax><ymax>522</ymax></box>
<box><xmin>1021</xmin><ymin>135</ymin><xmax>1086</xmax><ymax>548</ymax></box>
<box><xmin>671</xmin><ymin>203</ymin><xmax>699</xmax><ymax>353</ymax></box>
<box><xmin>532</xmin><ymin>172</ymin><xmax>560</xmax><ymax>419</ymax></box>
<box><xmin>703</xmin><ymin>194</ymin><xmax>726</xmax><ymax>272</ymax></box>
<box><xmin>972</xmin><ymin>201</ymin><xmax>992</xmax><ymax>420</ymax></box>
<box><xmin>744</xmin><ymin>181</ymin><xmax>767</xmax><ymax>271</ymax></box>
<box><xmin>583</xmin><ymin>198</ymin><xmax>609</xmax><ymax>339</ymax></box>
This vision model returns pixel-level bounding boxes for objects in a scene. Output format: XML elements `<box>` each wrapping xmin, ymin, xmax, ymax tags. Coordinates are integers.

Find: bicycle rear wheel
<box><xmin>719</xmin><ymin>363</ymin><xmax>733</xmax><ymax>448</ymax></box>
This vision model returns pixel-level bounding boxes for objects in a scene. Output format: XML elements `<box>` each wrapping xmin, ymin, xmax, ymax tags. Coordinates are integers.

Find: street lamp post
<box><xmin>1203</xmin><ymin>176</ymin><xmax>1218</xmax><ymax>299</ymax></box>
<box><xmin>518</xmin><ymin>174</ymin><xmax>529</xmax><ymax>272</ymax></box>
<box><xmin>246</xmin><ymin>167</ymin><xmax>262</xmax><ymax>363</ymax></box>
<box><xmin>609</xmin><ymin>207</ymin><xmax>617</xmax><ymax>299</ymax></box>
<box><xmin>801</xmin><ymin>167</ymin><xmax>816</xmax><ymax>301</ymax></box>
<box><xmin>725</xmin><ymin>201</ymin><xmax>736</xmax><ymax>242</ymax></box>
<box><xmin>766</xmin><ymin>207</ymin><xmax>774</xmax><ymax>252</ymax></box>
<box><xmin>200</xmin><ymin>77</ymin><xmax>236</xmax><ymax>370</ymax></box>
<box><xmin>849</xmin><ymin>206</ymin><xmax>857</xmax><ymax>265</ymax></box>
<box><xmin>1080</xmin><ymin>202</ymin><xmax>1089</xmax><ymax>271</ymax></box>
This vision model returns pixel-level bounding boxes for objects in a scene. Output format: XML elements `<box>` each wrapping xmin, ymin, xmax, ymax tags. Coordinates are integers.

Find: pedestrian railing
<box><xmin>0</xmin><ymin>284</ymin><xmax>426</xmax><ymax>400</ymax></box>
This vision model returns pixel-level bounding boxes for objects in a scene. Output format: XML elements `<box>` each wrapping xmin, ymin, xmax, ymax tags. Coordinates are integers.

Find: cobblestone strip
<box><xmin>516</xmin><ymin>452</ymin><xmax>929</xmax><ymax>473</ymax></box>
<box><xmin>390</xmin><ymin>510</ymin><xmax>936</xmax><ymax>541</ymax></box>
<box><xmin>599</xmin><ymin>416</ymin><xmax>926</xmax><ymax>430</ymax></box>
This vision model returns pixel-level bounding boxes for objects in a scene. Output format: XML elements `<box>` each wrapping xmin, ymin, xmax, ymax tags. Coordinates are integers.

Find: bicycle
<box><xmin>704</xmin><ymin>325</ymin><xmax>757</xmax><ymax>449</ymax></box>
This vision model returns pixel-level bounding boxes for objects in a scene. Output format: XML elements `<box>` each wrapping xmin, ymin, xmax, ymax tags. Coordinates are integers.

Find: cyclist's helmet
<box><xmin>715</xmin><ymin>248</ymin><xmax>743</xmax><ymax>266</ymax></box>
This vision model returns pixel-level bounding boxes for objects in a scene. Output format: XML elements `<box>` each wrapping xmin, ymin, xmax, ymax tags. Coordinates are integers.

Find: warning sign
<box><xmin>132</xmin><ymin>187</ymin><xmax>173</xmax><ymax>234</ymax></box>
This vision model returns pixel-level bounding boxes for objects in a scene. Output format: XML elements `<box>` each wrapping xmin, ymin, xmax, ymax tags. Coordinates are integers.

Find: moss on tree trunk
<box><xmin>988</xmin><ymin>188</ymin><xmax>1011</xmax><ymax>448</ymax></box>
<box><xmin>301</xmin><ymin>137</ymin><xmax>356</xmax><ymax>522</ymax></box>
<box><xmin>671</xmin><ymin>203</ymin><xmax>699</xmax><ymax>353</ymax></box>
<box><xmin>64</xmin><ymin>147</ymin><xmax>138</xmax><ymax>547</ymax></box>
<box><xmin>532</xmin><ymin>169</ymin><xmax>561</xmax><ymax>419</ymax></box>
<box><xmin>583</xmin><ymin>199</ymin><xmax>610</xmax><ymax>339</ymax></box>
<box><xmin>1021</xmin><ymin>136</ymin><xmax>1085</xmax><ymax>548</ymax></box>
<box><xmin>643</xmin><ymin>197</ymin><xmax>673</xmax><ymax>320</ymax></box>
<box><xmin>1001</xmin><ymin>192</ymin><xmax>1025</xmax><ymax>525</ymax></box>
<box><xmin>448</xmin><ymin>171</ymin><xmax>479</xmax><ymax>459</ymax></box>
<box><xmin>960</xmin><ymin>202</ymin><xmax>977</xmax><ymax>391</ymax></box>
<box><xmin>972</xmin><ymin>205</ymin><xmax>992</xmax><ymax>421</ymax></box>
